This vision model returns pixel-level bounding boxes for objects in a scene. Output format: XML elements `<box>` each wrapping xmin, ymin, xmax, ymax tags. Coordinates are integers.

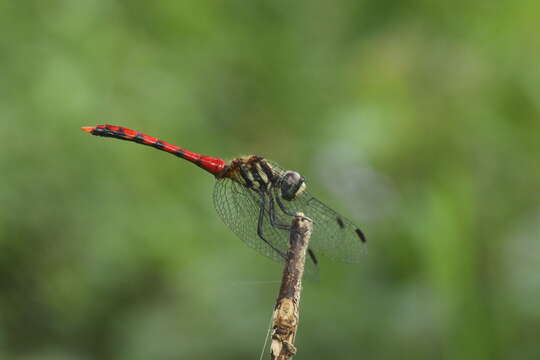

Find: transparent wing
<box><xmin>213</xmin><ymin>178</ymin><xmax>287</xmax><ymax>263</ymax></box>
<box><xmin>213</xmin><ymin>178</ymin><xmax>319</xmax><ymax>278</ymax></box>
<box><xmin>265</xmin><ymin>161</ymin><xmax>367</xmax><ymax>263</ymax></box>
<box><xmin>277</xmin><ymin>189</ymin><xmax>367</xmax><ymax>263</ymax></box>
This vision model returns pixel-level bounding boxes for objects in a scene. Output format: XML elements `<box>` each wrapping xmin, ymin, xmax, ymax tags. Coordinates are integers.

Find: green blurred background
<box><xmin>1</xmin><ymin>1</ymin><xmax>539</xmax><ymax>359</ymax></box>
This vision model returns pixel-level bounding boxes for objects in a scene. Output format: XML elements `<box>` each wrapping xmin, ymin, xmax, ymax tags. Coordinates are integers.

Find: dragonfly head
<box><xmin>280</xmin><ymin>171</ymin><xmax>306</xmax><ymax>201</ymax></box>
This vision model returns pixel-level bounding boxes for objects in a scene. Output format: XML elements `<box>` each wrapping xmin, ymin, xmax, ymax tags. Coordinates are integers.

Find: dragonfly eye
<box><xmin>280</xmin><ymin>171</ymin><xmax>306</xmax><ymax>201</ymax></box>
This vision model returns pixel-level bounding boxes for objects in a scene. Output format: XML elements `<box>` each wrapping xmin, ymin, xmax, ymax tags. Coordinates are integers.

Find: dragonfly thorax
<box><xmin>226</xmin><ymin>156</ymin><xmax>275</xmax><ymax>191</ymax></box>
<box><xmin>225</xmin><ymin>156</ymin><xmax>307</xmax><ymax>201</ymax></box>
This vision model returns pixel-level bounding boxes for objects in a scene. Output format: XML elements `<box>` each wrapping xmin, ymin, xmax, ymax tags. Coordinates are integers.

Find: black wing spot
<box><xmin>307</xmin><ymin>248</ymin><xmax>318</xmax><ymax>265</ymax></box>
<box><xmin>355</xmin><ymin>228</ymin><xmax>367</xmax><ymax>243</ymax></box>
<box><xmin>336</xmin><ymin>217</ymin><xmax>345</xmax><ymax>229</ymax></box>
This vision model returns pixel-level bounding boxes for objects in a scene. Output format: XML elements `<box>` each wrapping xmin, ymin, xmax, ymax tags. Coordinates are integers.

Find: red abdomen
<box><xmin>82</xmin><ymin>124</ymin><xmax>228</xmax><ymax>176</ymax></box>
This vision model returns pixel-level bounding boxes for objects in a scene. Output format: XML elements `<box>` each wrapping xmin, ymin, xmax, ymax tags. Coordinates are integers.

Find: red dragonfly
<box><xmin>82</xmin><ymin>125</ymin><xmax>366</xmax><ymax>272</ymax></box>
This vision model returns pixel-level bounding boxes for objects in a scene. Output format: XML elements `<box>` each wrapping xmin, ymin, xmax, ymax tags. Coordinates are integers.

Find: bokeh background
<box><xmin>1</xmin><ymin>1</ymin><xmax>540</xmax><ymax>359</ymax></box>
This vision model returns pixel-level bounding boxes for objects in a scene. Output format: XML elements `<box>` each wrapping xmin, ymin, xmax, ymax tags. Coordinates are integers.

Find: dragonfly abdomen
<box><xmin>82</xmin><ymin>124</ymin><xmax>227</xmax><ymax>176</ymax></box>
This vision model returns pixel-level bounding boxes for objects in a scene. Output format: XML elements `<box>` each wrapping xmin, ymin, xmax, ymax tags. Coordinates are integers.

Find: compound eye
<box><xmin>280</xmin><ymin>171</ymin><xmax>305</xmax><ymax>201</ymax></box>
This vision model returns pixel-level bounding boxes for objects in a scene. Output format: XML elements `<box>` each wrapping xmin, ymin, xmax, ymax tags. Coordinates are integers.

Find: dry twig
<box><xmin>270</xmin><ymin>212</ymin><xmax>313</xmax><ymax>360</ymax></box>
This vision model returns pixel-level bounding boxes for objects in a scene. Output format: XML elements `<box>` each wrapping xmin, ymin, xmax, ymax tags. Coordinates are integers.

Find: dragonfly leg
<box><xmin>275</xmin><ymin>193</ymin><xmax>314</xmax><ymax>223</ymax></box>
<box><xmin>267</xmin><ymin>193</ymin><xmax>292</xmax><ymax>231</ymax></box>
<box><xmin>269</xmin><ymin>188</ymin><xmax>319</xmax><ymax>265</ymax></box>
<box><xmin>270</xmin><ymin>191</ymin><xmax>318</xmax><ymax>267</ymax></box>
<box><xmin>274</xmin><ymin>191</ymin><xmax>296</xmax><ymax>217</ymax></box>
<box><xmin>256</xmin><ymin>191</ymin><xmax>287</xmax><ymax>259</ymax></box>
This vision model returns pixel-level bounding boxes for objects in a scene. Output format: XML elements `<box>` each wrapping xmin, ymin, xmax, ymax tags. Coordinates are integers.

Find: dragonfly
<box><xmin>82</xmin><ymin>124</ymin><xmax>367</xmax><ymax>273</ymax></box>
